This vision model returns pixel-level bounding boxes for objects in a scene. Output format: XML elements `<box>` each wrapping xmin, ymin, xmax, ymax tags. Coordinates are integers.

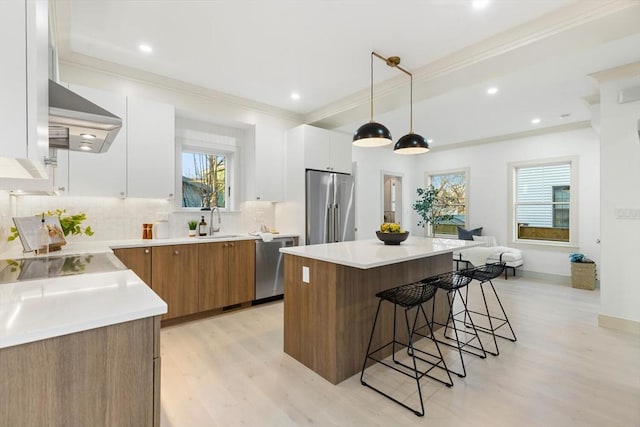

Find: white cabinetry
<box><xmin>56</xmin><ymin>88</ymin><xmax>176</xmax><ymax>199</ymax></box>
<box><xmin>244</xmin><ymin>124</ymin><xmax>283</xmax><ymax>201</ymax></box>
<box><xmin>65</xmin><ymin>84</ymin><xmax>127</xmax><ymax>197</ymax></box>
<box><xmin>127</xmin><ymin>97</ymin><xmax>175</xmax><ymax>198</ymax></box>
<box><xmin>282</xmin><ymin>124</ymin><xmax>353</xmax><ymax>244</ymax></box>
<box><xmin>0</xmin><ymin>0</ymin><xmax>49</xmax><ymax>187</ymax></box>
<box><xmin>301</xmin><ymin>125</ymin><xmax>352</xmax><ymax>174</ymax></box>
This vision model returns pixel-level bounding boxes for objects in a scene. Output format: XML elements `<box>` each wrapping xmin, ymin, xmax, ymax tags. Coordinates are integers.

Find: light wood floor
<box><xmin>159</xmin><ymin>276</ymin><xmax>640</xmax><ymax>427</ymax></box>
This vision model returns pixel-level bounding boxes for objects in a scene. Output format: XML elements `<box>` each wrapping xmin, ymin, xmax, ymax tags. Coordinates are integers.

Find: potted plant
<box><xmin>412</xmin><ymin>185</ymin><xmax>454</xmax><ymax>237</ymax></box>
<box><xmin>187</xmin><ymin>220</ymin><xmax>198</xmax><ymax>237</ymax></box>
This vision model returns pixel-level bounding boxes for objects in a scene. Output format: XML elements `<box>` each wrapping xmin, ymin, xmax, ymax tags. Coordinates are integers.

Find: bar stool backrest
<box><xmin>472</xmin><ymin>262</ymin><xmax>506</xmax><ymax>283</ymax></box>
<box><xmin>376</xmin><ymin>282</ymin><xmax>438</xmax><ymax>308</ymax></box>
<box><xmin>425</xmin><ymin>270</ymin><xmax>474</xmax><ymax>291</ymax></box>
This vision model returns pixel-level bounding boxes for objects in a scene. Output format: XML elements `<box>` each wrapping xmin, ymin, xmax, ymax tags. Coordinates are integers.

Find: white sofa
<box><xmin>453</xmin><ymin>235</ymin><xmax>524</xmax><ymax>279</ymax></box>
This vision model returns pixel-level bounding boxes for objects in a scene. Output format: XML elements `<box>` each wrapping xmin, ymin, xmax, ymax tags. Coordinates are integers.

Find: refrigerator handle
<box><xmin>334</xmin><ymin>205</ymin><xmax>340</xmax><ymax>242</ymax></box>
<box><xmin>327</xmin><ymin>205</ymin><xmax>334</xmax><ymax>242</ymax></box>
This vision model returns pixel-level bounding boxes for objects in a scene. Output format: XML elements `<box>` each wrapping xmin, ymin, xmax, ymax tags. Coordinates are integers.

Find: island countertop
<box><xmin>279</xmin><ymin>236</ymin><xmax>480</xmax><ymax>269</ymax></box>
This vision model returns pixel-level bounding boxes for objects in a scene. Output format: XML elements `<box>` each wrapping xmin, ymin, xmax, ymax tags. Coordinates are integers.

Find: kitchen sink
<box><xmin>196</xmin><ymin>234</ymin><xmax>241</xmax><ymax>240</ymax></box>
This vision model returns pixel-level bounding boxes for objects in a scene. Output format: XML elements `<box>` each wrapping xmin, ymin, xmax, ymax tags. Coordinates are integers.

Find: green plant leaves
<box><xmin>412</xmin><ymin>185</ymin><xmax>455</xmax><ymax>227</ymax></box>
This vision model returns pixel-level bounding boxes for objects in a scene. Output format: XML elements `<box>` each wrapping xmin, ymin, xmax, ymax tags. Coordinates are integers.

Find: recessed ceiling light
<box><xmin>80</xmin><ymin>133</ymin><xmax>96</xmax><ymax>139</ymax></box>
<box><xmin>531</xmin><ymin>118</ymin><xmax>541</xmax><ymax>124</ymax></box>
<box><xmin>486</xmin><ymin>86</ymin><xmax>498</xmax><ymax>95</ymax></box>
<box><xmin>138</xmin><ymin>44</ymin><xmax>153</xmax><ymax>53</ymax></box>
<box><xmin>472</xmin><ymin>0</ymin><xmax>490</xmax><ymax>10</ymax></box>
<box><xmin>291</xmin><ymin>93</ymin><xmax>300</xmax><ymax>100</ymax></box>
<box><xmin>79</xmin><ymin>144</ymin><xmax>92</xmax><ymax>151</ymax></box>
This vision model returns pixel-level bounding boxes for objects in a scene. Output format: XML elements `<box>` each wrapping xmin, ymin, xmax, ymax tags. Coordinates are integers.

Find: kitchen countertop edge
<box><xmin>280</xmin><ymin>237</ymin><xmax>482</xmax><ymax>269</ymax></box>
<box><xmin>0</xmin><ymin>269</ymin><xmax>167</xmax><ymax>350</ymax></box>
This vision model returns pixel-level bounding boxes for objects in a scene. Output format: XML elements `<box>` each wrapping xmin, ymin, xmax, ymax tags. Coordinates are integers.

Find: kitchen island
<box><xmin>280</xmin><ymin>236</ymin><xmax>478</xmax><ymax>384</ymax></box>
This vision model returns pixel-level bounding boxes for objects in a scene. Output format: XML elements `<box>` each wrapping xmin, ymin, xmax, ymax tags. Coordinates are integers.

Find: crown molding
<box><xmin>305</xmin><ymin>0</ymin><xmax>640</xmax><ymax>128</ymax></box>
<box><xmin>59</xmin><ymin>55</ymin><xmax>303</xmax><ymax>123</ymax></box>
<box><xmin>589</xmin><ymin>61</ymin><xmax>640</xmax><ymax>83</ymax></box>
<box><xmin>428</xmin><ymin>121</ymin><xmax>592</xmax><ymax>153</ymax></box>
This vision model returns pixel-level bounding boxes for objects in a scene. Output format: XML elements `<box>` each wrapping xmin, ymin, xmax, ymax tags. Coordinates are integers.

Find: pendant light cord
<box><xmin>371</xmin><ymin>51</ymin><xmax>414</xmax><ymax>132</ymax></box>
<box><xmin>370</xmin><ymin>52</ymin><xmax>374</xmax><ymax>122</ymax></box>
<box><xmin>410</xmin><ymin>73</ymin><xmax>413</xmax><ymax>134</ymax></box>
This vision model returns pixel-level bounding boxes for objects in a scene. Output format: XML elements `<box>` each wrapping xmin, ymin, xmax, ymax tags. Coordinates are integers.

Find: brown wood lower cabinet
<box><xmin>114</xmin><ymin>246</ymin><xmax>152</xmax><ymax>285</ymax></box>
<box><xmin>115</xmin><ymin>240</ymin><xmax>256</xmax><ymax>321</ymax></box>
<box><xmin>198</xmin><ymin>239</ymin><xmax>255</xmax><ymax>310</ymax></box>
<box><xmin>152</xmin><ymin>244</ymin><xmax>199</xmax><ymax>320</ymax></box>
<box><xmin>0</xmin><ymin>317</ymin><xmax>161</xmax><ymax>427</ymax></box>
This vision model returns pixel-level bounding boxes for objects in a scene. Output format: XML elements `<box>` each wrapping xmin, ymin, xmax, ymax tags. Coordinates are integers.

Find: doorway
<box><xmin>381</xmin><ymin>172</ymin><xmax>403</xmax><ymax>226</ymax></box>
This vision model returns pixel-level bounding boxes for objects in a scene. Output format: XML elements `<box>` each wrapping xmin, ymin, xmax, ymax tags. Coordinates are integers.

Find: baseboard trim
<box><xmin>518</xmin><ymin>270</ymin><xmax>571</xmax><ymax>286</ymax></box>
<box><xmin>598</xmin><ymin>314</ymin><xmax>640</xmax><ymax>335</ymax></box>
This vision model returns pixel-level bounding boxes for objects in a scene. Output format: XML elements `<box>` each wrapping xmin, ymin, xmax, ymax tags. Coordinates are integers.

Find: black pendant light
<box><xmin>394</xmin><ymin>69</ymin><xmax>429</xmax><ymax>155</ymax></box>
<box><xmin>353</xmin><ymin>52</ymin><xmax>392</xmax><ymax>147</ymax></box>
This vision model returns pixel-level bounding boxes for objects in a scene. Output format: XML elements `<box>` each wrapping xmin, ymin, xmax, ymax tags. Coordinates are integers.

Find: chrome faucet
<box><xmin>209</xmin><ymin>206</ymin><xmax>221</xmax><ymax>235</ymax></box>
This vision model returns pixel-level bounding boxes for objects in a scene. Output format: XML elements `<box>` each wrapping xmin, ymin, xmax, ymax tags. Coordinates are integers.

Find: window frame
<box><xmin>175</xmin><ymin>137</ymin><xmax>237</xmax><ymax>212</ymax></box>
<box><xmin>508</xmin><ymin>156</ymin><xmax>578</xmax><ymax>248</ymax></box>
<box><xmin>425</xmin><ymin>168</ymin><xmax>469</xmax><ymax>237</ymax></box>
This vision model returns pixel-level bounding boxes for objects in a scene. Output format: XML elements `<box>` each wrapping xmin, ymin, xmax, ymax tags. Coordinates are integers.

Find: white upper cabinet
<box><xmin>244</xmin><ymin>124</ymin><xmax>284</xmax><ymax>202</ymax></box>
<box><xmin>298</xmin><ymin>125</ymin><xmax>353</xmax><ymax>174</ymax></box>
<box><xmin>56</xmin><ymin>86</ymin><xmax>176</xmax><ymax>199</ymax></box>
<box><xmin>328</xmin><ymin>131</ymin><xmax>353</xmax><ymax>174</ymax></box>
<box><xmin>127</xmin><ymin>97</ymin><xmax>175</xmax><ymax>198</ymax></box>
<box><xmin>65</xmin><ymin>84</ymin><xmax>127</xmax><ymax>197</ymax></box>
<box><xmin>0</xmin><ymin>0</ymin><xmax>50</xmax><ymax>186</ymax></box>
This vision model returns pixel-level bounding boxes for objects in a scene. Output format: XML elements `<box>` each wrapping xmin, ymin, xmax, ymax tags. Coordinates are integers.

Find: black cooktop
<box><xmin>0</xmin><ymin>252</ymin><xmax>126</xmax><ymax>284</ymax></box>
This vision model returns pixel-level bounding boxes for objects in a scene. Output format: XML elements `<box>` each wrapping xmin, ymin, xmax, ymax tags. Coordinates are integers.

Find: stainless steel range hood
<box><xmin>48</xmin><ymin>79</ymin><xmax>122</xmax><ymax>153</ymax></box>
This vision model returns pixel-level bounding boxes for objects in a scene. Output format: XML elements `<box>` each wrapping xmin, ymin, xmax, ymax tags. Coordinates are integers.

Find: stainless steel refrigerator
<box><xmin>306</xmin><ymin>169</ymin><xmax>355</xmax><ymax>245</ymax></box>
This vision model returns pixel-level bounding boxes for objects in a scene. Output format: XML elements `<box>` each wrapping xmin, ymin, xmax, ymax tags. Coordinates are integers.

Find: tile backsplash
<box><xmin>0</xmin><ymin>191</ymin><xmax>275</xmax><ymax>252</ymax></box>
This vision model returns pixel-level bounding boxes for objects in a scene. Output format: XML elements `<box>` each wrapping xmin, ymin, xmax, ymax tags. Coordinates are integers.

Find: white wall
<box><xmin>0</xmin><ymin>192</ymin><xmax>276</xmax><ymax>255</ymax></box>
<box><xmin>351</xmin><ymin>146</ymin><xmax>423</xmax><ymax>240</ymax></box>
<box><xmin>406</xmin><ymin>127</ymin><xmax>601</xmax><ymax>278</ymax></box>
<box><xmin>598</xmin><ymin>74</ymin><xmax>640</xmax><ymax>325</ymax></box>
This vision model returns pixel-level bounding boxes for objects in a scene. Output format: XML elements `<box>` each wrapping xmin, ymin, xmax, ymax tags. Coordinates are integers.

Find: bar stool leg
<box><xmin>410</xmin><ymin>303</ymin><xmax>454</xmax><ymax>387</ymax></box>
<box><xmin>479</xmin><ymin>282</ymin><xmax>500</xmax><ymax>356</ymax></box>
<box><xmin>432</xmin><ymin>290</ymin><xmax>467</xmax><ymax>378</ymax></box>
<box><xmin>360</xmin><ymin>301</ymin><xmax>427</xmax><ymax>416</ymax></box>
<box><xmin>361</xmin><ymin>299</ymin><xmax>384</xmax><ymax>382</ymax></box>
<box><xmin>487</xmin><ymin>280</ymin><xmax>517</xmax><ymax>342</ymax></box>
<box><xmin>361</xmin><ymin>288</ymin><xmax>454</xmax><ymax>417</ymax></box>
<box><xmin>455</xmin><ymin>288</ymin><xmax>487</xmax><ymax>359</ymax></box>
<box><xmin>462</xmin><ymin>278</ymin><xmax>517</xmax><ymax>355</ymax></box>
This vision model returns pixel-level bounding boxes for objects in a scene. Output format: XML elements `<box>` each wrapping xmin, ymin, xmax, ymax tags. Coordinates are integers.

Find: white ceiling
<box><xmin>54</xmin><ymin>0</ymin><xmax>640</xmax><ymax>148</ymax></box>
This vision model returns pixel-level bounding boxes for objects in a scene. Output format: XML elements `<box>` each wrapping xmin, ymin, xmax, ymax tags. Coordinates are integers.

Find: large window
<box><xmin>511</xmin><ymin>158</ymin><xmax>577</xmax><ymax>245</ymax></box>
<box><xmin>175</xmin><ymin>117</ymin><xmax>245</xmax><ymax>211</ymax></box>
<box><xmin>429</xmin><ymin>170</ymin><xmax>467</xmax><ymax>236</ymax></box>
<box><xmin>182</xmin><ymin>151</ymin><xmax>227</xmax><ymax>209</ymax></box>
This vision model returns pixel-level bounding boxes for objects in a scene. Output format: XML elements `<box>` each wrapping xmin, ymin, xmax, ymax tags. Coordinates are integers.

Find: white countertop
<box><xmin>0</xmin><ymin>233</ymin><xmax>299</xmax><ymax>259</ymax></box>
<box><xmin>0</xmin><ymin>233</ymin><xmax>298</xmax><ymax>349</ymax></box>
<box><xmin>0</xmin><ymin>269</ymin><xmax>167</xmax><ymax>349</ymax></box>
<box><xmin>280</xmin><ymin>236</ymin><xmax>481</xmax><ymax>269</ymax></box>
<box><xmin>107</xmin><ymin>233</ymin><xmax>298</xmax><ymax>249</ymax></box>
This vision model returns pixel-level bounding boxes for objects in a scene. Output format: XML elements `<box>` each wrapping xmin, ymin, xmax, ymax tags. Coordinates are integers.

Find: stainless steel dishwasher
<box><xmin>255</xmin><ymin>237</ymin><xmax>296</xmax><ymax>300</ymax></box>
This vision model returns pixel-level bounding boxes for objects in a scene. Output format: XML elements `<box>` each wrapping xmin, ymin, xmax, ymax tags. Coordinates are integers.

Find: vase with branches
<box><xmin>412</xmin><ymin>185</ymin><xmax>455</xmax><ymax>237</ymax></box>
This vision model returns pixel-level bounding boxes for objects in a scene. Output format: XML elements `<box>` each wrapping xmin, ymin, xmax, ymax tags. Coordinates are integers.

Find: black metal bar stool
<box><xmin>360</xmin><ymin>281</ymin><xmax>453</xmax><ymax>417</ymax></box>
<box><xmin>459</xmin><ymin>262</ymin><xmax>517</xmax><ymax>356</ymax></box>
<box><xmin>426</xmin><ymin>269</ymin><xmax>486</xmax><ymax>379</ymax></box>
